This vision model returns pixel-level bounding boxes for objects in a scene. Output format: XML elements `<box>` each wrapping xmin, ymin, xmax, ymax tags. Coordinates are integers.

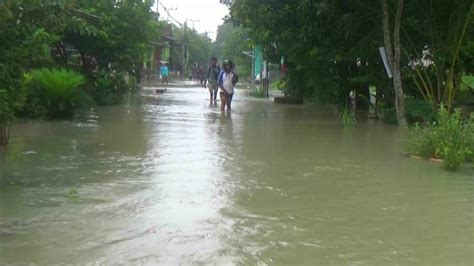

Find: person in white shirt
<box><xmin>217</xmin><ymin>59</ymin><xmax>238</xmax><ymax>112</ymax></box>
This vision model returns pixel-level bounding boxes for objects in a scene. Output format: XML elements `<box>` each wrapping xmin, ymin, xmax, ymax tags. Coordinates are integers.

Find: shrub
<box><xmin>443</xmin><ymin>144</ymin><xmax>466</xmax><ymax>171</ymax></box>
<box><xmin>405</xmin><ymin>104</ymin><xmax>474</xmax><ymax>171</ymax></box>
<box><xmin>90</xmin><ymin>69</ymin><xmax>138</xmax><ymax>105</ymax></box>
<box><xmin>405</xmin><ymin>98</ymin><xmax>436</xmax><ymax>123</ymax></box>
<box><xmin>405</xmin><ymin>124</ymin><xmax>437</xmax><ymax>158</ymax></box>
<box><xmin>465</xmin><ymin>114</ymin><xmax>474</xmax><ymax>162</ymax></box>
<box><xmin>25</xmin><ymin>68</ymin><xmax>89</xmax><ymax>118</ymax></box>
<box><xmin>435</xmin><ymin>107</ymin><xmax>464</xmax><ymax>157</ymax></box>
<box><xmin>19</xmin><ymin>72</ymin><xmax>48</xmax><ymax>118</ymax></box>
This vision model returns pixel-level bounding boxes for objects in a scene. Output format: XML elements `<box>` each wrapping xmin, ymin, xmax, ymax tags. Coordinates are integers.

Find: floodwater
<box><xmin>1</xmin><ymin>84</ymin><xmax>473</xmax><ymax>265</ymax></box>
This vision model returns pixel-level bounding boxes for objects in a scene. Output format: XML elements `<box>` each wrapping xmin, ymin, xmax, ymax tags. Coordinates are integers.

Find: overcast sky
<box><xmin>154</xmin><ymin>0</ymin><xmax>229</xmax><ymax>40</ymax></box>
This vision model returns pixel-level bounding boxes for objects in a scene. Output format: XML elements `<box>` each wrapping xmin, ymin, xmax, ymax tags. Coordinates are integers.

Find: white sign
<box><xmin>379</xmin><ymin>47</ymin><xmax>393</xmax><ymax>79</ymax></box>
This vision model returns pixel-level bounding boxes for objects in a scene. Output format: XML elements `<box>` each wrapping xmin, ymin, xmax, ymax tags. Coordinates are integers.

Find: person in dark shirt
<box><xmin>204</xmin><ymin>57</ymin><xmax>221</xmax><ymax>101</ymax></box>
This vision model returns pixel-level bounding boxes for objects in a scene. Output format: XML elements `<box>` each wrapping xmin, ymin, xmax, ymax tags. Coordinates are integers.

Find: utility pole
<box><xmin>190</xmin><ymin>19</ymin><xmax>200</xmax><ymax>30</ymax></box>
<box><xmin>183</xmin><ymin>19</ymin><xmax>187</xmax><ymax>76</ymax></box>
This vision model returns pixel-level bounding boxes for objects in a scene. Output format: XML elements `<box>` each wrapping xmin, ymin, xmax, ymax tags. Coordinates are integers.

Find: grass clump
<box><xmin>339</xmin><ymin>108</ymin><xmax>357</xmax><ymax>127</ymax></box>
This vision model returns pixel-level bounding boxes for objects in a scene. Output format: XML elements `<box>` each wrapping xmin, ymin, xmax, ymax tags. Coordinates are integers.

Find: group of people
<box><xmin>191</xmin><ymin>64</ymin><xmax>205</xmax><ymax>83</ymax></box>
<box><xmin>203</xmin><ymin>57</ymin><xmax>238</xmax><ymax>112</ymax></box>
<box><xmin>158</xmin><ymin>57</ymin><xmax>238</xmax><ymax>112</ymax></box>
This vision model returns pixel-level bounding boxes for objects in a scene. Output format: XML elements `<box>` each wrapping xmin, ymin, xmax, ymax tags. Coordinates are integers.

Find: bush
<box><xmin>443</xmin><ymin>144</ymin><xmax>466</xmax><ymax>171</ymax></box>
<box><xmin>405</xmin><ymin>98</ymin><xmax>436</xmax><ymax>123</ymax></box>
<box><xmin>405</xmin><ymin>105</ymin><xmax>474</xmax><ymax>171</ymax></box>
<box><xmin>22</xmin><ymin>68</ymin><xmax>89</xmax><ymax>118</ymax></box>
<box><xmin>405</xmin><ymin>124</ymin><xmax>437</xmax><ymax>158</ymax></box>
<box><xmin>465</xmin><ymin>114</ymin><xmax>474</xmax><ymax>162</ymax></box>
<box><xmin>90</xmin><ymin>69</ymin><xmax>138</xmax><ymax>105</ymax></box>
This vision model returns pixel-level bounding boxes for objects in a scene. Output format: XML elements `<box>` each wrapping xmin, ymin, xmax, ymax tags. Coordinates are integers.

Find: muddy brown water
<box><xmin>1</xmin><ymin>86</ymin><xmax>473</xmax><ymax>264</ymax></box>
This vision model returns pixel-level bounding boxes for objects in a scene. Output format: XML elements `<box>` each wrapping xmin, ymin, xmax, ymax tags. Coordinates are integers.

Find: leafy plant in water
<box><xmin>405</xmin><ymin>124</ymin><xmax>437</xmax><ymax>158</ymax></box>
<box><xmin>32</xmin><ymin>68</ymin><xmax>85</xmax><ymax>100</ymax></box>
<box><xmin>443</xmin><ymin>144</ymin><xmax>467</xmax><ymax>171</ymax></box>
<box><xmin>6</xmin><ymin>151</ymin><xmax>23</xmax><ymax>161</ymax></box>
<box><xmin>29</xmin><ymin>68</ymin><xmax>88</xmax><ymax>117</ymax></box>
<box><xmin>339</xmin><ymin>108</ymin><xmax>357</xmax><ymax>127</ymax></box>
<box><xmin>405</xmin><ymin>104</ymin><xmax>474</xmax><ymax>170</ymax></box>
<box><xmin>67</xmin><ymin>188</ymin><xmax>80</xmax><ymax>199</ymax></box>
<box><xmin>91</xmin><ymin>69</ymin><xmax>136</xmax><ymax>105</ymax></box>
<box><xmin>466</xmin><ymin>113</ymin><xmax>474</xmax><ymax>162</ymax></box>
<box><xmin>437</xmin><ymin>109</ymin><xmax>472</xmax><ymax>170</ymax></box>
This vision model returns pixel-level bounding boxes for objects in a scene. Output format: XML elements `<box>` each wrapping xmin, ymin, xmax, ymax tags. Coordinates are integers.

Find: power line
<box><xmin>157</xmin><ymin>1</ymin><xmax>182</xmax><ymax>27</ymax></box>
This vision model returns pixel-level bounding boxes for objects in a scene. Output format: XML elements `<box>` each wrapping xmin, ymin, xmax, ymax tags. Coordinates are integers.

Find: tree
<box><xmin>229</xmin><ymin>0</ymin><xmax>474</xmax><ymax>125</ymax></box>
<box><xmin>0</xmin><ymin>1</ymin><xmax>57</xmax><ymax>145</ymax></box>
<box><xmin>229</xmin><ymin>0</ymin><xmax>382</xmax><ymax>103</ymax></box>
<box><xmin>404</xmin><ymin>0</ymin><xmax>474</xmax><ymax>112</ymax></box>
<box><xmin>172</xmin><ymin>25</ymin><xmax>213</xmax><ymax>73</ymax></box>
<box><xmin>214</xmin><ymin>22</ymin><xmax>252</xmax><ymax>77</ymax></box>
<box><xmin>0</xmin><ymin>0</ymin><xmax>162</xmax><ymax>145</ymax></box>
<box><xmin>382</xmin><ymin>0</ymin><xmax>407</xmax><ymax>126</ymax></box>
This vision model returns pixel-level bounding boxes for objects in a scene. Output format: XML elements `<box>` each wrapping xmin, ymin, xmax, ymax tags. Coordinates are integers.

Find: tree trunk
<box><xmin>382</xmin><ymin>0</ymin><xmax>394</xmax><ymax>71</ymax></box>
<box><xmin>393</xmin><ymin>0</ymin><xmax>407</xmax><ymax>126</ymax></box>
<box><xmin>0</xmin><ymin>123</ymin><xmax>8</xmax><ymax>146</ymax></box>
<box><xmin>381</xmin><ymin>0</ymin><xmax>407</xmax><ymax>127</ymax></box>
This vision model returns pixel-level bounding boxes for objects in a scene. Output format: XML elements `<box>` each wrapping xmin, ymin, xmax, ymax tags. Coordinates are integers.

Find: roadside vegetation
<box><xmin>405</xmin><ymin>105</ymin><xmax>474</xmax><ymax>170</ymax></box>
<box><xmin>224</xmin><ymin>0</ymin><xmax>474</xmax><ymax>171</ymax></box>
<box><xmin>0</xmin><ymin>0</ymin><xmax>161</xmax><ymax>146</ymax></box>
<box><xmin>226</xmin><ymin>0</ymin><xmax>473</xmax><ymax>125</ymax></box>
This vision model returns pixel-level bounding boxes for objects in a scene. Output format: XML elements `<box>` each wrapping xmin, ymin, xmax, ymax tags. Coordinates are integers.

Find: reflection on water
<box><xmin>1</xmin><ymin>87</ymin><xmax>473</xmax><ymax>264</ymax></box>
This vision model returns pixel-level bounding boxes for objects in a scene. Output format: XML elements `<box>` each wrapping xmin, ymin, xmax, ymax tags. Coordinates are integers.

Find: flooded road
<box><xmin>1</xmin><ymin>85</ymin><xmax>473</xmax><ymax>264</ymax></box>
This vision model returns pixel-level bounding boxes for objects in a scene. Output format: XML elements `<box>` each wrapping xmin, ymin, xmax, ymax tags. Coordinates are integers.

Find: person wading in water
<box><xmin>217</xmin><ymin>59</ymin><xmax>238</xmax><ymax>112</ymax></box>
<box><xmin>160</xmin><ymin>63</ymin><xmax>169</xmax><ymax>85</ymax></box>
<box><xmin>204</xmin><ymin>57</ymin><xmax>221</xmax><ymax>102</ymax></box>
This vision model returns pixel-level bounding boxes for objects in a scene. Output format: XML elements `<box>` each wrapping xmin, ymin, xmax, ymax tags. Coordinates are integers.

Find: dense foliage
<box><xmin>228</xmin><ymin>0</ymin><xmax>474</xmax><ymax>123</ymax></box>
<box><xmin>24</xmin><ymin>68</ymin><xmax>88</xmax><ymax>118</ymax></box>
<box><xmin>0</xmin><ymin>0</ymin><xmax>160</xmax><ymax>145</ymax></box>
